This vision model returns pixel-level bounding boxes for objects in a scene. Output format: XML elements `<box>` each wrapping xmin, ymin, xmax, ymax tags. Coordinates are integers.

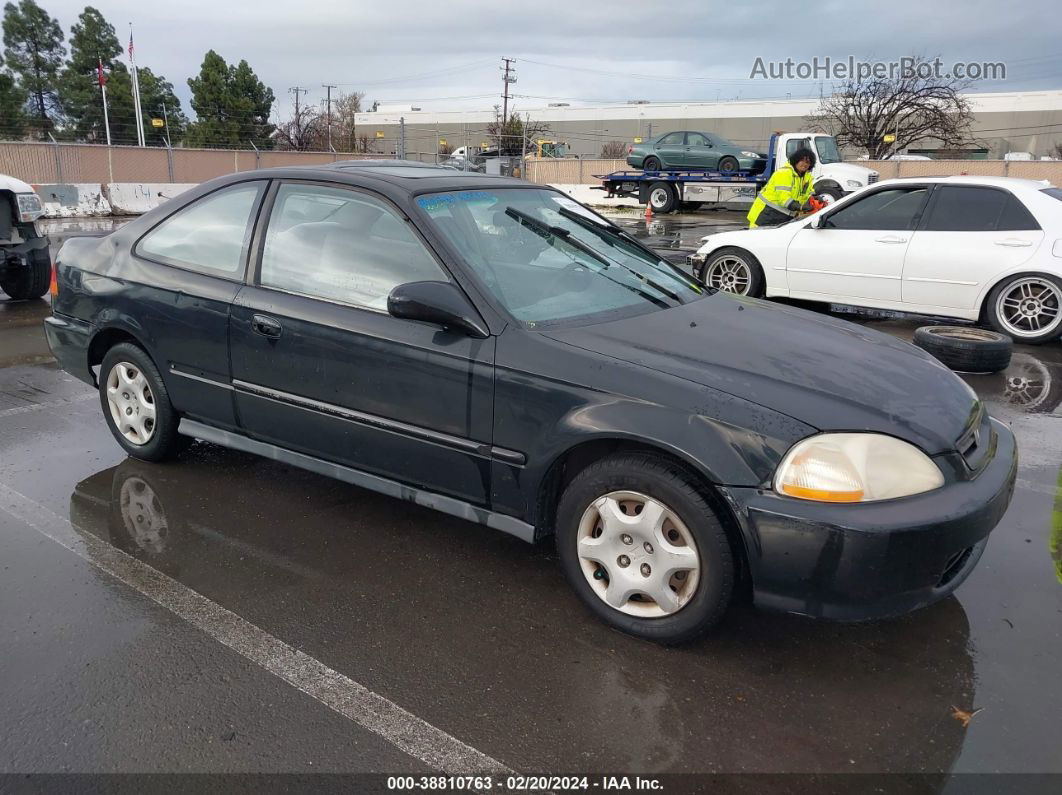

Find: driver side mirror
<box><xmin>388</xmin><ymin>281</ymin><xmax>489</xmax><ymax>339</ymax></box>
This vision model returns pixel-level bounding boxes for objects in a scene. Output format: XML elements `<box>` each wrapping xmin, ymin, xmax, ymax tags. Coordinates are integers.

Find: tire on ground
<box><xmin>99</xmin><ymin>342</ymin><xmax>190</xmax><ymax>462</ymax></box>
<box><xmin>646</xmin><ymin>182</ymin><xmax>678</xmax><ymax>213</ymax></box>
<box><xmin>912</xmin><ymin>325</ymin><xmax>1012</xmax><ymax>373</ymax></box>
<box><xmin>0</xmin><ymin>248</ymin><xmax>51</xmax><ymax>300</ymax></box>
<box><xmin>555</xmin><ymin>453</ymin><xmax>735</xmax><ymax>644</ymax></box>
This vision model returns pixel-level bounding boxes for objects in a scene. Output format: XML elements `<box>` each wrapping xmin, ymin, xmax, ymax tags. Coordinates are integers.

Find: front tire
<box><xmin>99</xmin><ymin>343</ymin><xmax>187</xmax><ymax>462</ymax></box>
<box><xmin>0</xmin><ymin>249</ymin><xmax>50</xmax><ymax>300</ymax></box>
<box><xmin>702</xmin><ymin>247</ymin><xmax>765</xmax><ymax>297</ymax></box>
<box><xmin>717</xmin><ymin>156</ymin><xmax>739</xmax><ymax>173</ymax></box>
<box><xmin>985</xmin><ymin>273</ymin><xmax>1062</xmax><ymax>344</ymax></box>
<box><xmin>555</xmin><ymin>455</ymin><xmax>735</xmax><ymax>644</ymax></box>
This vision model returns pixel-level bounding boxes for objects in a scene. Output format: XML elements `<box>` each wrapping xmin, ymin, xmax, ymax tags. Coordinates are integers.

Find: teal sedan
<box><xmin>626</xmin><ymin>131</ymin><xmax>767</xmax><ymax>173</ymax></box>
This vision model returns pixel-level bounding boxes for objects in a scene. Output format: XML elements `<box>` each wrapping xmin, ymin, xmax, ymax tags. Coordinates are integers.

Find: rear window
<box><xmin>1042</xmin><ymin>188</ymin><xmax>1062</xmax><ymax>202</ymax></box>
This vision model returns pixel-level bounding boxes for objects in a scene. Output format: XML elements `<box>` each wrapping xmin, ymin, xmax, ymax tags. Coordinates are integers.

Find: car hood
<box><xmin>0</xmin><ymin>173</ymin><xmax>35</xmax><ymax>193</ymax></box>
<box><xmin>543</xmin><ymin>294</ymin><xmax>978</xmax><ymax>455</ymax></box>
<box><xmin>822</xmin><ymin>161</ymin><xmax>878</xmax><ymax>184</ymax></box>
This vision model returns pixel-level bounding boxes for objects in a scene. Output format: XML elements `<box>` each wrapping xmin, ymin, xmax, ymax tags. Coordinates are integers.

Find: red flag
<box><xmin>97</xmin><ymin>58</ymin><xmax>107</xmax><ymax>87</ymax></box>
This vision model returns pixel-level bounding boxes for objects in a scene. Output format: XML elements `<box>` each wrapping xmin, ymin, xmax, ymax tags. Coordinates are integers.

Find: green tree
<box><xmin>0</xmin><ymin>70</ymin><xmax>25</xmax><ymax>137</ymax></box>
<box><xmin>186</xmin><ymin>50</ymin><xmax>274</xmax><ymax>149</ymax></box>
<box><xmin>56</xmin><ymin>6</ymin><xmax>121</xmax><ymax>142</ymax></box>
<box><xmin>2</xmin><ymin>0</ymin><xmax>64</xmax><ymax>136</ymax></box>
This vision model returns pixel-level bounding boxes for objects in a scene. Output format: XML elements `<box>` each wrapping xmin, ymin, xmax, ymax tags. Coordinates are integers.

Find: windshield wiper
<box><xmin>504</xmin><ymin>207</ymin><xmax>610</xmax><ymax>268</ymax></box>
<box><xmin>504</xmin><ymin>206</ymin><xmax>669</xmax><ymax>309</ymax></box>
<box><xmin>555</xmin><ymin>207</ymin><xmax>690</xmax><ymax>302</ymax></box>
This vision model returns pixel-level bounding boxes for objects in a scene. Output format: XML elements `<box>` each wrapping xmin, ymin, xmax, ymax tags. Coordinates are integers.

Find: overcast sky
<box><xmin>35</xmin><ymin>0</ymin><xmax>1062</xmax><ymax>119</ymax></box>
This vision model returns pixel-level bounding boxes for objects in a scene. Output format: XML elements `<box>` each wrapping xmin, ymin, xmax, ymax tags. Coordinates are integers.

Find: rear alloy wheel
<box><xmin>643</xmin><ymin>156</ymin><xmax>662</xmax><ymax>171</ymax></box>
<box><xmin>912</xmin><ymin>326</ymin><xmax>1012</xmax><ymax>373</ymax></box>
<box><xmin>556</xmin><ymin>455</ymin><xmax>734</xmax><ymax>644</ymax></box>
<box><xmin>100</xmin><ymin>342</ymin><xmax>188</xmax><ymax>461</ymax></box>
<box><xmin>703</xmin><ymin>248</ymin><xmax>764</xmax><ymax>297</ymax></box>
<box><xmin>647</xmin><ymin>182</ymin><xmax>678</xmax><ymax>213</ymax></box>
<box><xmin>718</xmin><ymin>156</ymin><xmax>739</xmax><ymax>173</ymax></box>
<box><xmin>987</xmin><ymin>274</ymin><xmax>1062</xmax><ymax>344</ymax></box>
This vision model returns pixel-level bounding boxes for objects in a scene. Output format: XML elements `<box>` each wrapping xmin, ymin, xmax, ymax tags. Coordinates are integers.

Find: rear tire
<box><xmin>555</xmin><ymin>454</ymin><xmax>735</xmax><ymax>644</ymax></box>
<box><xmin>647</xmin><ymin>182</ymin><xmax>678</xmax><ymax>213</ymax></box>
<box><xmin>99</xmin><ymin>343</ymin><xmax>188</xmax><ymax>462</ymax></box>
<box><xmin>985</xmin><ymin>273</ymin><xmax>1062</xmax><ymax>344</ymax></box>
<box><xmin>718</xmin><ymin>156</ymin><xmax>739</xmax><ymax>173</ymax></box>
<box><xmin>642</xmin><ymin>156</ymin><xmax>662</xmax><ymax>171</ymax></box>
<box><xmin>912</xmin><ymin>326</ymin><xmax>1012</xmax><ymax>373</ymax></box>
<box><xmin>0</xmin><ymin>248</ymin><xmax>50</xmax><ymax>300</ymax></box>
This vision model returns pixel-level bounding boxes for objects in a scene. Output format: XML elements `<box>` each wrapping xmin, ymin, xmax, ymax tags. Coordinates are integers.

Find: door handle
<box><xmin>875</xmin><ymin>236</ymin><xmax>908</xmax><ymax>244</ymax></box>
<box><xmin>994</xmin><ymin>239</ymin><xmax>1032</xmax><ymax>247</ymax></box>
<box><xmin>251</xmin><ymin>314</ymin><xmax>282</xmax><ymax>339</ymax></box>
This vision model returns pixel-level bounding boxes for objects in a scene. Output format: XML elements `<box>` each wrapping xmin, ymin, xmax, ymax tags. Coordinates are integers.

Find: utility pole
<box><xmin>322</xmin><ymin>83</ymin><xmax>336</xmax><ymax>151</ymax></box>
<box><xmin>289</xmin><ymin>86</ymin><xmax>308</xmax><ymax>148</ymax></box>
<box><xmin>398</xmin><ymin>117</ymin><xmax>406</xmax><ymax>159</ymax></box>
<box><xmin>500</xmin><ymin>57</ymin><xmax>516</xmax><ymax>122</ymax></box>
<box><xmin>160</xmin><ymin>101</ymin><xmax>171</xmax><ymax>148</ymax></box>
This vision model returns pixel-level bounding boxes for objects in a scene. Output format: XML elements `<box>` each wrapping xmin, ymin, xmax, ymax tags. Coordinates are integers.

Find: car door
<box><xmin>902</xmin><ymin>185</ymin><xmax>1044</xmax><ymax>311</ymax></box>
<box><xmin>228</xmin><ymin>180</ymin><xmax>496</xmax><ymax>505</ymax></box>
<box><xmin>132</xmin><ymin>180</ymin><xmax>267</xmax><ymax>429</ymax></box>
<box><xmin>654</xmin><ymin>132</ymin><xmax>687</xmax><ymax>168</ymax></box>
<box><xmin>785</xmin><ymin>185</ymin><xmax>930</xmax><ymax>302</ymax></box>
<box><xmin>684</xmin><ymin>132</ymin><xmax>716</xmax><ymax>168</ymax></box>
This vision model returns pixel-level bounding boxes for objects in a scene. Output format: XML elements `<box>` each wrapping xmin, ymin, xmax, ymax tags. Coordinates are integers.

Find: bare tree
<box><xmin>805</xmin><ymin>56</ymin><xmax>974</xmax><ymax>159</ymax></box>
<box><xmin>600</xmin><ymin>140</ymin><xmax>627</xmax><ymax>158</ymax></box>
<box><xmin>1053</xmin><ymin>142</ymin><xmax>1062</xmax><ymax>160</ymax></box>
<box><xmin>486</xmin><ymin>111</ymin><xmax>551</xmax><ymax>156</ymax></box>
<box><xmin>274</xmin><ymin>100</ymin><xmax>325</xmax><ymax>151</ymax></box>
<box><xmin>329</xmin><ymin>91</ymin><xmax>364</xmax><ymax>152</ymax></box>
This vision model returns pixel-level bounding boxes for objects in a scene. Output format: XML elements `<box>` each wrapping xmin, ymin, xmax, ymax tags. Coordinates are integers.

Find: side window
<box><xmin>824</xmin><ymin>187</ymin><xmax>928</xmax><ymax>231</ymax></box>
<box><xmin>658</xmin><ymin>132</ymin><xmax>684</xmax><ymax>146</ymax></box>
<box><xmin>996</xmin><ymin>195</ymin><xmax>1040</xmax><ymax>231</ymax></box>
<box><xmin>923</xmin><ymin>186</ymin><xmax>1011</xmax><ymax>232</ymax></box>
<box><xmin>686</xmin><ymin>133</ymin><xmax>709</xmax><ymax>147</ymax></box>
<box><xmin>786</xmin><ymin>138</ymin><xmax>810</xmax><ymax>158</ymax></box>
<box><xmin>259</xmin><ymin>183</ymin><xmax>448</xmax><ymax>312</ymax></box>
<box><xmin>137</xmin><ymin>182</ymin><xmax>263</xmax><ymax>277</ymax></box>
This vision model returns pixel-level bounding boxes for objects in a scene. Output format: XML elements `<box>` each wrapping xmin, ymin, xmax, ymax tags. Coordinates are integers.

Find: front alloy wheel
<box><xmin>577</xmin><ymin>491</ymin><xmax>700</xmax><ymax>617</ymax></box>
<box><xmin>106</xmin><ymin>362</ymin><xmax>157</xmax><ymax>445</ymax></box>
<box><xmin>704</xmin><ymin>254</ymin><xmax>753</xmax><ymax>295</ymax></box>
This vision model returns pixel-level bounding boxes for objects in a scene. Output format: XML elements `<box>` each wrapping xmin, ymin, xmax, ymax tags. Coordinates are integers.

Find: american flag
<box><xmin>128</xmin><ymin>30</ymin><xmax>134</xmax><ymax>60</ymax></box>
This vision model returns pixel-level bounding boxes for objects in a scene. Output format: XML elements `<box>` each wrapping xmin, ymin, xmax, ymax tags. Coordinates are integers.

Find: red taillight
<box><xmin>49</xmin><ymin>263</ymin><xmax>58</xmax><ymax>297</ymax></box>
<box><xmin>628</xmin><ymin>145</ymin><xmax>633</xmax><ymax>154</ymax></box>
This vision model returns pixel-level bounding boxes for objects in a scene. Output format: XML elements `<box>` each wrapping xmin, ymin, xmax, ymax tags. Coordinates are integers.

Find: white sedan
<box><xmin>690</xmin><ymin>176</ymin><xmax>1062</xmax><ymax>344</ymax></box>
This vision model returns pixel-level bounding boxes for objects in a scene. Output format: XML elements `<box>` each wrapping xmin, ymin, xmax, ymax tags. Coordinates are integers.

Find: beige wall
<box><xmin>0</xmin><ymin>141</ymin><xmax>382</xmax><ymax>185</ymax></box>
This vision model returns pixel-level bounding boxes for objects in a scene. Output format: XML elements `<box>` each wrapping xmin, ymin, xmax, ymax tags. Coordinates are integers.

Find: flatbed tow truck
<box><xmin>595</xmin><ymin>132</ymin><xmax>878</xmax><ymax>214</ymax></box>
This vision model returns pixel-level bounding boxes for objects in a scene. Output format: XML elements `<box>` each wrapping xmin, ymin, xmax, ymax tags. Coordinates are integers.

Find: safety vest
<box><xmin>747</xmin><ymin>164</ymin><xmax>815</xmax><ymax>227</ymax></box>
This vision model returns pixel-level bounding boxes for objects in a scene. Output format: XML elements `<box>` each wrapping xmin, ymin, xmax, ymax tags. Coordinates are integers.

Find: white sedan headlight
<box><xmin>775</xmin><ymin>433</ymin><xmax>944</xmax><ymax>503</ymax></box>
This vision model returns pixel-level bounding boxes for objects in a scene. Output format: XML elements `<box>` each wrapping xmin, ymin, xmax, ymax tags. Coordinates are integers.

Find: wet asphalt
<box><xmin>0</xmin><ymin>213</ymin><xmax>1060</xmax><ymax>784</ymax></box>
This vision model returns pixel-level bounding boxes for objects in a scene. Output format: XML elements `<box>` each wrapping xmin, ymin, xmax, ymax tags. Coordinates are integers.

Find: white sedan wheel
<box><xmin>995</xmin><ymin>277</ymin><xmax>1062</xmax><ymax>339</ymax></box>
<box><xmin>576</xmin><ymin>490</ymin><xmax>701</xmax><ymax>618</ymax></box>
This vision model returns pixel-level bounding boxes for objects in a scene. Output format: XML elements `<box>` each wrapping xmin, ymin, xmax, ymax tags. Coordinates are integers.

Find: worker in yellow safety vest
<box><xmin>747</xmin><ymin>147</ymin><xmax>817</xmax><ymax>228</ymax></box>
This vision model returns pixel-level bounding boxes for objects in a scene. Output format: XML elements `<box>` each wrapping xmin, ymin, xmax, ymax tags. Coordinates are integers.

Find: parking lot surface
<box><xmin>1</xmin><ymin>215</ymin><xmax>1060</xmax><ymax>787</ymax></box>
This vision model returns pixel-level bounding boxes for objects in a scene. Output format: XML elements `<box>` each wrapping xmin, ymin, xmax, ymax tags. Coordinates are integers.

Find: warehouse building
<box><xmin>353</xmin><ymin>90</ymin><xmax>1062</xmax><ymax>160</ymax></box>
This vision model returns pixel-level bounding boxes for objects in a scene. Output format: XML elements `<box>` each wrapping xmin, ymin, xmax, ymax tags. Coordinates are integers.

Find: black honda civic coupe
<box><xmin>45</xmin><ymin>165</ymin><xmax>1017</xmax><ymax>643</ymax></box>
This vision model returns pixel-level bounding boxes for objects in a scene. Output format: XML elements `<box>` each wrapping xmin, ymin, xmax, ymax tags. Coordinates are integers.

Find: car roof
<box><xmin>197</xmin><ymin>164</ymin><xmax>533</xmax><ymax>202</ymax></box>
<box><xmin>876</xmin><ymin>175</ymin><xmax>1054</xmax><ymax>191</ymax></box>
<box><xmin>326</xmin><ymin>159</ymin><xmax>442</xmax><ymax>169</ymax></box>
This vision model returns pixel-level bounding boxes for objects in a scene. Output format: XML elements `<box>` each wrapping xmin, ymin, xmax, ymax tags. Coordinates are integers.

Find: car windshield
<box><xmin>417</xmin><ymin>189</ymin><xmax>704</xmax><ymax>327</ymax></box>
<box><xmin>814</xmin><ymin>136</ymin><xmax>842</xmax><ymax>164</ymax></box>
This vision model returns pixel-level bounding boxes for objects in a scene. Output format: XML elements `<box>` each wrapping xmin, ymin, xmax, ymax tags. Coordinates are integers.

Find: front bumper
<box><xmin>725</xmin><ymin>418</ymin><xmax>1018</xmax><ymax>621</ymax></box>
<box><xmin>43</xmin><ymin>312</ymin><xmax>96</xmax><ymax>386</ymax></box>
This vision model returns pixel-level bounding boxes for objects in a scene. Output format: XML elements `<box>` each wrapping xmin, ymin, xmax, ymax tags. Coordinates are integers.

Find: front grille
<box><xmin>955</xmin><ymin>402</ymin><xmax>993</xmax><ymax>473</ymax></box>
<box><xmin>867</xmin><ymin>174</ymin><xmax>879</xmax><ymax>184</ymax></box>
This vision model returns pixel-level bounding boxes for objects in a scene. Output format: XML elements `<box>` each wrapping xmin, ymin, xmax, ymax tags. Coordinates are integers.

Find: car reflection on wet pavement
<box><xmin>1</xmin><ymin>214</ymin><xmax>1060</xmax><ymax>783</ymax></box>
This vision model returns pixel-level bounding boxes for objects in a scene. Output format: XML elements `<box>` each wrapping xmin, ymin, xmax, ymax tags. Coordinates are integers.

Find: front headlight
<box><xmin>774</xmin><ymin>433</ymin><xmax>944</xmax><ymax>503</ymax></box>
<box><xmin>845</xmin><ymin>180</ymin><xmax>862</xmax><ymax>189</ymax></box>
<box><xmin>740</xmin><ymin>151</ymin><xmax>760</xmax><ymax>158</ymax></box>
<box><xmin>16</xmin><ymin>192</ymin><xmax>43</xmax><ymax>222</ymax></box>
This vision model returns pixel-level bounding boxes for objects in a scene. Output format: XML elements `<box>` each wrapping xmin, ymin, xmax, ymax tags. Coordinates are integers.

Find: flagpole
<box><xmin>128</xmin><ymin>23</ymin><xmax>145</xmax><ymax>147</ymax></box>
<box><xmin>98</xmin><ymin>56</ymin><xmax>112</xmax><ymax>146</ymax></box>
